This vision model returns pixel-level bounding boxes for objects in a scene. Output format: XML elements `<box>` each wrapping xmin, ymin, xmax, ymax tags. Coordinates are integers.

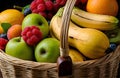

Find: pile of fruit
<box><xmin>0</xmin><ymin>0</ymin><xmax>119</xmax><ymax>63</ymax></box>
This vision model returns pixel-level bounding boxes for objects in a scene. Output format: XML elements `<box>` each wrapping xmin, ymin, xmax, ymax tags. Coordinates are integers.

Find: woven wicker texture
<box><xmin>0</xmin><ymin>0</ymin><xmax>120</xmax><ymax>78</ymax></box>
<box><xmin>0</xmin><ymin>46</ymin><xmax>120</xmax><ymax>78</ymax></box>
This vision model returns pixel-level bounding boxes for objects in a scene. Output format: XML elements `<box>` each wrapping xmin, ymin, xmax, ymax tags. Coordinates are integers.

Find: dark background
<box><xmin>0</xmin><ymin>0</ymin><xmax>33</xmax><ymax>12</ymax></box>
<box><xmin>117</xmin><ymin>0</ymin><xmax>120</xmax><ymax>20</ymax></box>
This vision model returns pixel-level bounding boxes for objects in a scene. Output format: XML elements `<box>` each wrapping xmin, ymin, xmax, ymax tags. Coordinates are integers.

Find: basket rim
<box><xmin>0</xmin><ymin>45</ymin><xmax>120</xmax><ymax>70</ymax></box>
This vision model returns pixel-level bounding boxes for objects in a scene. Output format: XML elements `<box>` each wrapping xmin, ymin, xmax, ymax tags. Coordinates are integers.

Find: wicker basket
<box><xmin>0</xmin><ymin>0</ymin><xmax>120</xmax><ymax>78</ymax></box>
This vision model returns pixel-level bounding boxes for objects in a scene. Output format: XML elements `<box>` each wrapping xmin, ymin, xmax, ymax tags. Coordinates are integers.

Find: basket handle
<box><xmin>57</xmin><ymin>0</ymin><xmax>77</xmax><ymax>77</ymax></box>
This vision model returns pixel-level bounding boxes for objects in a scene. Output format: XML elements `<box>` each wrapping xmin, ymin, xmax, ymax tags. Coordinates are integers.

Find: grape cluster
<box><xmin>30</xmin><ymin>0</ymin><xmax>88</xmax><ymax>20</ymax></box>
<box><xmin>30</xmin><ymin>0</ymin><xmax>67</xmax><ymax>20</ymax></box>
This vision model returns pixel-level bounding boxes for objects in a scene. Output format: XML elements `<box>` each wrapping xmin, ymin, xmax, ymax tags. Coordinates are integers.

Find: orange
<box><xmin>7</xmin><ymin>24</ymin><xmax>22</xmax><ymax>40</ymax></box>
<box><xmin>0</xmin><ymin>9</ymin><xmax>24</xmax><ymax>25</ymax></box>
<box><xmin>86</xmin><ymin>0</ymin><xmax>119</xmax><ymax>16</ymax></box>
<box><xmin>0</xmin><ymin>26</ymin><xmax>4</xmax><ymax>34</ymax></box>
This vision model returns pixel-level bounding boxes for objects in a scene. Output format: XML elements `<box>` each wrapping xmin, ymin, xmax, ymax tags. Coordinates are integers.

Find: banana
<box><xmin>71</xmin><ymin>7</ymin><xmax>119</xmax><ymax>30</ymax></box>
<box><xmin>50</xmin><ymin>31</ymin><xmax>85</xmax><ymax>62</ymax></box>
<box><xmin>69</xmin><ymin>48</ymin><xmax>85</xmax><ymax>62</ymax></box>
<box><xmin>50</xmin><ymin>8</ymin><xmax>110</xmax><ymax>59</ymax></box>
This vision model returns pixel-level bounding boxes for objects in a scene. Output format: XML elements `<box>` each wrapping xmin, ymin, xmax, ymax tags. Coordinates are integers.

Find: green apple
<box><xmin>5</xmin><ymin>37</ymin><xmax>34</xmax><ymax>60</ymax></box>
<box><xmin>22</xmin><ymin>13</ymin><xmax>49</xmax><ymax>38</ymax></box>
<box><xmin>104</xmin><ymin>28</ymin><xmax>120</xmax><ymax>44</ymax></box>
<box><xmin>35</xmin><ymin>38</ymin><xmax>60</xmax><ymax>63</ymax></box>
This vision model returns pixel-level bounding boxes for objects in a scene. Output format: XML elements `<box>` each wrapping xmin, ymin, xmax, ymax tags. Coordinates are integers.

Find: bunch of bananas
<box><xmin>50</xmin><ymin>7</ymin><xmax>119</xmax><ymax>61</ymax></box>
<box><xmin>71</xmin><ymin>7</ymin><xmax>119</xmax><ymax>30</ymax></box>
